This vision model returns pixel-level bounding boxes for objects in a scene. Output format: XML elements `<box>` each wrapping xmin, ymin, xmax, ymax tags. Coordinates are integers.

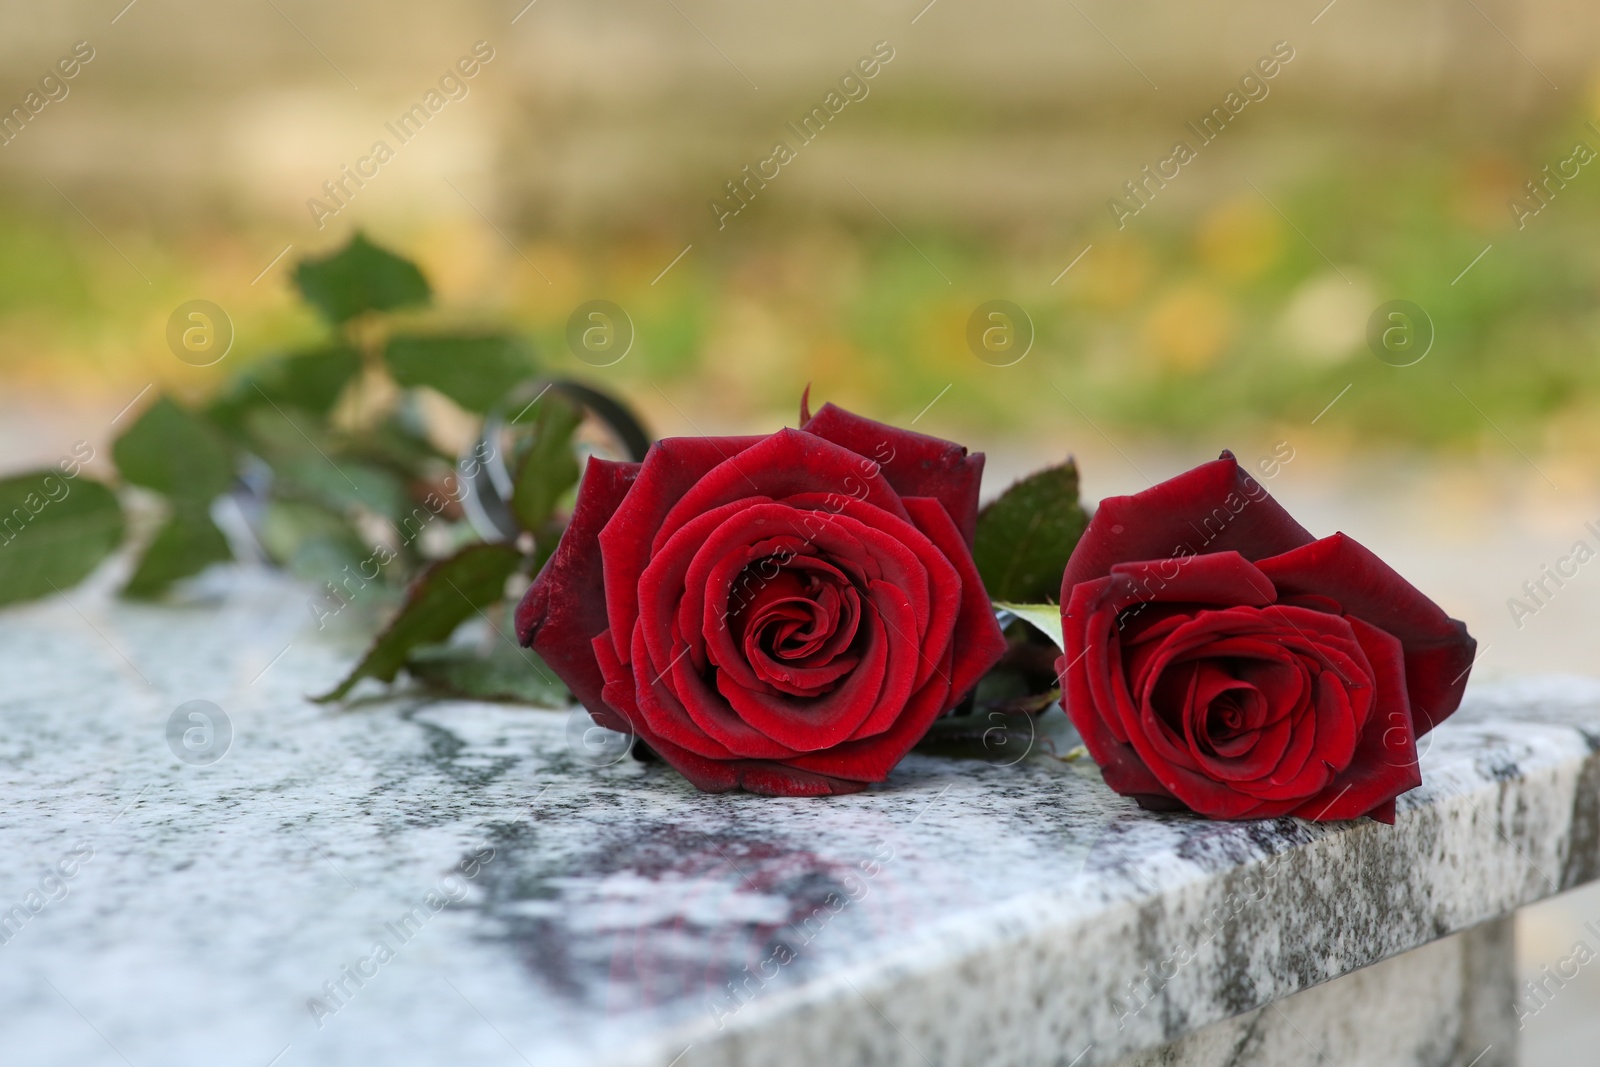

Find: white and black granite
<box><xmin>1</xmin><ymin>568</ymin><xmax>1596</xmax><ymax>1066</ymax></box>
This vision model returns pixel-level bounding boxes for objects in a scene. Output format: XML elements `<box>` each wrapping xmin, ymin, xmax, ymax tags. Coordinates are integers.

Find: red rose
<box><xmin>516</xmin><ymin>400</ymin><xmax>1006</xmax><ymax>796</ymax></box>
<box><xmin>1057</xmin><ymin>452</ymin><xmax>1475</xmax><ymax>823</ymax></box>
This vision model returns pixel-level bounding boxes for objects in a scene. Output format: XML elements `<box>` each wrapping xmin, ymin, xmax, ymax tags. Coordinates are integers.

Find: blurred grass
<box><xmin>6</xmin><ymin>102</ymin><xmax>1600</xmax><ymax>457</ymax></box>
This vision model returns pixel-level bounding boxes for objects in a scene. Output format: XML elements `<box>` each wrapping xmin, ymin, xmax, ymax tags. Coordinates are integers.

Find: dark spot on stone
<box><xmin>467</xmin><ymin>818</ymin><xmax>875</xmax><ymax>1010</ymax></box>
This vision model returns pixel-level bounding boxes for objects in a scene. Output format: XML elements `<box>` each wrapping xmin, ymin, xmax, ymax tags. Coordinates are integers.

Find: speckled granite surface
<box><xmin>1</xmin><ymin>569</ymin><xmax>1596</xmax><ymax>1067</ymax></box>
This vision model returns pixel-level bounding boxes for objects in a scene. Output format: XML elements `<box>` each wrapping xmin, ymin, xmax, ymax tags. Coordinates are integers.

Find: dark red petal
<box><xmin>1366</xmin><ymin>798</ymin><xmax>1398</xmax><ymax>824</ymax></box>
<box><xmin>1098</xmin><ymin>551</ymin><xmax>1279</xmax><ymax>615</ymax></box>
<box><xmin>636</xmin><ymin>498</ymin><xmax>760</xmax><ymax>694</ymax></box>
<box><xmin>593</xmin><ymin>612</ymin><xmax>868</xmax><ymax>796</ymax></box>
<box><xmin>695</xmin><ymin>538</ymin><xmax>850</xmax><ymax>696</ymax></box>
<box><xmin>718</xmin><ymin>579</ymin><xmax>911</xmax><ymax>751</ymax></box>
<box><xmin>631</xmin><ymin>624</ymin><xmax>799</xmax><ymax>760</ymax></box>
<box><xmin>733</xmin><ymin>763</ymin><xmax>872</xmax><ymax>796</ymax></box>
<box><xmin>1060</xmin><ymin>452</ymin><xmax>1315</xmax><ymax>596</ymax></box>
<box><xmin>1059</xmin><ymin>579</ymin><xmax>1179</xmax><ymax>800</ymax></box>
<box><xmin>1286</xmin><ymin>616</ymin><xmax>1423</xmax><ymax>821</ymax></box>
<box><xmin>900</xmin><ymin>496</ymin><xmax>1008</xmax><ymax>704</ymax></box>
<box><xmin>598</xmin><ymin>435</ymin><xmax>765</xmax><ymax>666</ymax></box>
<box><xmin>662</xmin><ymin>502</ymin><xmax>941</xmax><ymax>749</ymax></box>
<box><xmin>784</xmin><ymin>644</ymin><xmax>955</xmax><ymax>781</ymax></box>
<box><xmin>740</xmin><ymin>593</ymin><xmax>859</xmax><ymax>694</ymax></box>
<box><xmin>652</xmin><ymin>428</ymin><xmax>912</xmax><ymax>553</ymax></box>
<box><xmin>1255</xmin><ymin>532</ymin><xmax>1476</xmax><ymax>733</ymax></box>
<box><xmin>800</xmin><ymin>401</ymin><xmax>986</xmax><ymax>545</ymax></box>
<box><xmin>1060</xmin><ymin>553</ymin><xmax>1274</xmax><ymax>754</ymax></box>
<box><xmin>516</xmin><ymin>457</ymin><xmax>641</xmax><ymax>732</ymax></box>
<box><xmin>1141</xmin><ymin>606</ymin><xmax>1374</xmax><ymax>807</ymax></box>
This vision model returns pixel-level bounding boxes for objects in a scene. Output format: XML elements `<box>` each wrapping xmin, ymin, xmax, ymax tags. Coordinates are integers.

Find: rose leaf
<box><xmin>993</xmin><ymin>601</ymin><xmax>1065</xmax><ymax>652</ymax></box>
<box><xmin>510</xmin><ymin>392</ymin><xmax>585</xmax><ymax>533</ymax></box>
<box><xmin>271</xmin><ymin>456</ymin><xmax>409</xmax><ymax>522</ymax></box>
<box><xmin>122</xmin><ymin>504</ymin><xmax>233</xmax><ymax>599</ymax></box>
<box><xmin>972</xmin><ymin>459</ymin><xmax>1089</xmax><ymax>604</ymax></box>
<box><xmin>384</xmin><ymin>333</ymin><xmax>537</xmax><ymax>413</ymax></box>
<box><xmin>112</xmin><ymin>395</ymin><xmax>235</xmax><ymax>503</ymax></box>
<box><xmin>913</xmin><ymin>710</ymin><xmax>1049</xmax><ymax>762</ymax></box>
<box><xmin>293</xmin><ymin>231</ymin><xmax>431</xmax><ymax>325</ymax></box>
<box><xmin>405</xmin><ymin>642</ymin><xmax>569</xmax><ymax>707</ymax></box>
<box><xmin>314</xmin><ymin>542</ymin><xmax>524</xmax><ymax>702</ymax></box>
<box><xmin>0</xmin><ymin>473</ymin><xmax>124</xmax><ymax>607</ymax></box>
<box><xmin>256</xmin><ymin>500</ymin><xmax>369</xmax><ymax>581</ymax></box>
<box><xmin>206</xmin><ymin>345</ymin><xmax>362</xmax><ymax>434</ymax></box>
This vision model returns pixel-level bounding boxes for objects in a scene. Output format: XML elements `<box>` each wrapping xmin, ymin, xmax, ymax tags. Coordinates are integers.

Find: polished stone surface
<box><xmin>1113</xmin><ymin>918</ymin><xmax>1513</xmax><ymax>1067</ymax></box>
<box><xmin>1</xmin><ymin>568</ymin><xmax>1597</xmax><ymax>1066</ymax></box>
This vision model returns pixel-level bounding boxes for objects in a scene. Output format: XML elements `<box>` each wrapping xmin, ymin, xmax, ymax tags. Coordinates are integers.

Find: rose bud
<box><xmin>1058</xmin><ymin>452</ymin><xmax>1475</xmax><ymax>823</ymax></box>
<box><xmin>517</xmin><ymin>398</ymin><xmax>1007</xmax><ymax>796</ymax></box>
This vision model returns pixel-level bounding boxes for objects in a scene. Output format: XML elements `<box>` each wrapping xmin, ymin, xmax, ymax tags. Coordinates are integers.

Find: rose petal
<box><xmin>1286</xmin><ymin>616</ymin><xmax>1422</xmax><ymax>821</ymax></box>
<box><xmin>517</xmin><ymin>457</ymin><xmax>641</xmax><ymax>732</ymax></box>
<box><xmin>1255</xmin><ymin>532</ymin><xmax>1476</xmax><ymax>734</ymax></box>
<box><xmin>800</xmin><ymin>401</ymin><xmax>987</xmax><ymax>544</ymax></box>
<box><xmin>1060</xmin><ymin>578</ymin><xmax>1178</xmax><ymax>799</ymax></box>
<box><xmin>594</xmin><ymin>636</ymin><xmax>865</xmax><ymax>796</ymax></box>
<box><xmin>652</xmin><ymin>428</ymin><xmax>912</xmax><ymax>553</ymax></box>
<box><xmin>899</xmin><ymin>496</ymin><xmax>1008</xmax><ymax>704</ymax></box>
<box><xmin>725</xmin><ymin>577</ymin><xmax>918</xmax><ymax>751</ymax></box>
<box><xmin>599</xmin><ymin>436</ymin><xmax>765</xmax><ymax>666</ymax></box>
<box><xmin>1061</xmin><ymin>452</ymin><xmax>1314</xmax><ymax>596</ymax></box>
<box><xmin>783</xmin><ymin>644</ymin><xmax>956</xmax><ymax>782</ymax></box>
<box><xmin>632</xmin><ymin>624</ymin><xmax>799</xmax><ymax>760</ymax></box>
<box><xmin>656</xmin><ymin>502</ymin><xmax>937</xmax><ymax>749</ymax></box>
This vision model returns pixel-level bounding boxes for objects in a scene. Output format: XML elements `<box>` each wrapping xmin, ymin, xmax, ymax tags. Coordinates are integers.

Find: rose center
<box><xmin>1203</xmin><ymin>685</ymin><xmax>1263</xmax><ymax>744</ymax></box>
<box><xmin>727</xmin><ymin>557</ymin><xmax>863</xmax><ymax>695</ymax></box>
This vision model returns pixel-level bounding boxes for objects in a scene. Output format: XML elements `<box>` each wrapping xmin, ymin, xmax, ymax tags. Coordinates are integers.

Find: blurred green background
<box><xmin>5</xmin><ymin>0</ymin><xmax>1600</xmax><ymax>457</ymax></box>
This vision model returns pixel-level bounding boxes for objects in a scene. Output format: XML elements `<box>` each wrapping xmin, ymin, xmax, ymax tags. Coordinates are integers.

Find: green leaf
<box><xmin>0</xmin><ymin>473</ymin><xmax>124</xmax><ymax>607</ymax></box>
<box><xmin>257</xmin><ymin>500</ymin><xmax>368</xmax><ymax>580</ymax></box>
<box><xmin>510</xmin><ymin>392</ymin><xmax>584</xmax><ymax>532</ymax></box>
<box><xmin>993</xmin><ymin>601</ymin><xmax>1065</xmax><ymax>651</ymax></box>
<box><xmin>207</xmin><ymin>346</ymin><xmax>362</xmax><ymax>432</ymax></box>
<box><xmin>274</xmin><ymin>457</ymin><xmax>408</xmax><ymax>520</ymax></box>
<box><xmin>350</xmin><ymin>411</ymin><xmax>454</xmax><ymax>474</ymax></box>
<box><xmin>405</xmin><ymin>642</ymin><xmax>569</xmax><ymax>707</ymax></box>
<box><xmin>122</xmin><ymin>505</ymin><xmax>232</xmax><ymax>599</ymax></box>
<box><xmin>913</xmin><ymin>710</ymin><xmax>1044</xmax><ymax>762</ymax></box>
<box><xmin>113</xmin><ymin>395</ymin><xmax>235</xmax><ymax>503</ymax></box>
<box><xmin>293</xmin><ymin>232</ymin><xmax>430</xmax><ymax>325</ymax></box>
<box><xmin>384</xmin><ymin>333</ymin><xmax>536</xmax><ymax>413</ymax></box>
<box><xmin>972</xmin><ymin>459</ymin><xmax>1089</xmax><ymax>604</ymax></box>
<box><xmin>314</xmin><ymin>542</ymin><xmax>524</xmax><ymax>702</ymax></box>
<box><xmin>237</xmin><ymin>403</ymin><xmax>335</xmax><ymax>463</ymax></box>
<box><xmin>233</xmin><ymin>406</ymin><xmax>407</xmax><ymax>519</ymax></box>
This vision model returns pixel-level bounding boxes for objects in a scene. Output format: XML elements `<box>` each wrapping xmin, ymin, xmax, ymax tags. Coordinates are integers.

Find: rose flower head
<box><xmin>1058</xmin><ymin>452</ymin><xmax>1475</xmax><ymax>823</ymax></box>
<box><xmin>517</xmin><ymin>397</ymin><xmax>1007</xmax><ymax>796</ymax></box>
